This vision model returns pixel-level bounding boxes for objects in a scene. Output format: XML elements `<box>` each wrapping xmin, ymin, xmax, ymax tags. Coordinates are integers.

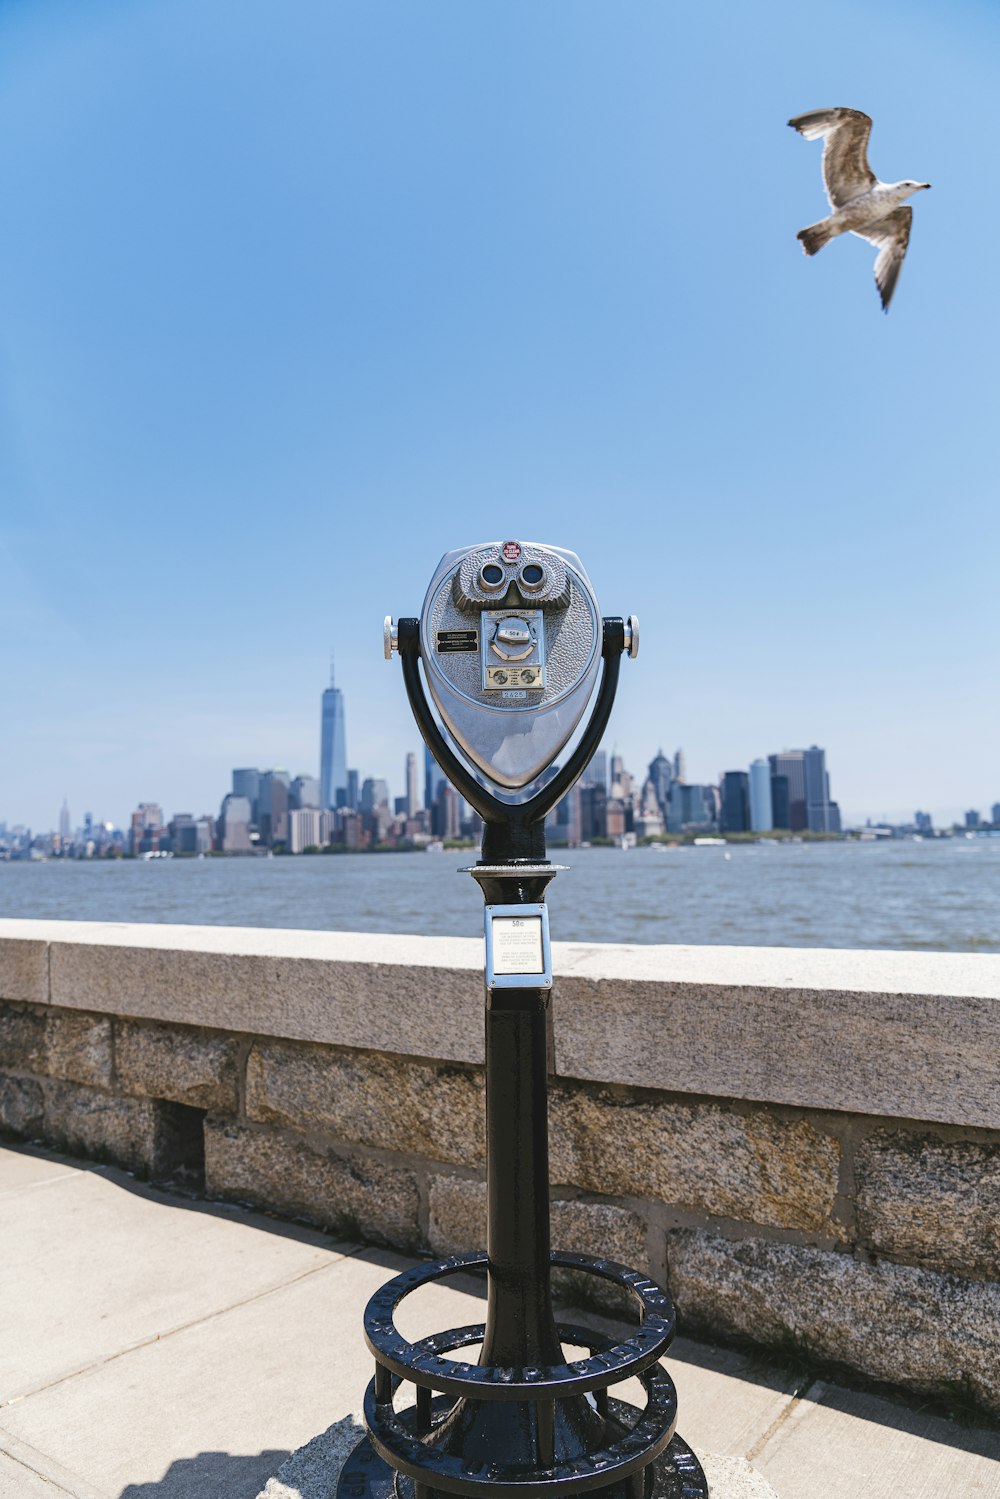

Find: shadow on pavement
<box><xmin>116</xmin><ymin>1449</ymin><xmax>290</xmax><ymax>1498</ymax></box>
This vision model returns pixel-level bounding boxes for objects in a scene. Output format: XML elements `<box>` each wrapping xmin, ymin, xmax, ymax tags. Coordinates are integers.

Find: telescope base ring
<box><xmin>336</xmin><ymin>1401</ymin><xmax>709</xmax><ymax>1499</ymax></box>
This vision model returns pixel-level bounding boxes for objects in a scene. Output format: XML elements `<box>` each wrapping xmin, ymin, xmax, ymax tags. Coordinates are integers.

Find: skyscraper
<box><xmin>405</xmin><ymin>752</ymin><xmax>419</xmax><ymax>817</ymax></box>
<box><xmin>320</xmin><ymin>660</ymin><xmax>348</xmax><ymax>810</ymax></box>
<box><xmin>424</xmin><ymin>744</ymin><xmax>445</xmax><ymax>814</ymax></box>
<box><xmin>749</xmin><ymin>759</ymin><xmax>773</xmax><ymax>832</ymax></box>
<box><xmin>59</xmin><ymin>800</ymin><xmax>70</xmax><ymax>840</ymax></box>
<box><xmin>290</xmin><ymin>774</ymin><xmax>321</xmax><ymax>809</ymax></box>
<box><xmin>232</xmin><ymin>768</ymin><xmax>261</xmax><ymax>823</ymax></box>
<box><xmin>769</xmin><ymin>752</ymin><xmax>807</xmax><ymax>832</ymax></box>
<box><xmin>647</xmin><ymin>750</ymin><xmax>673</xmax><ymax>821</ymax></box>
<box><xmin>258</xmin><ymin>771</ymin><xmax>290</xmax><ymax>848</ymax></box>
<box><xmin>580</xmin><ymin>751</ymin><xmax>608</xmax><ymax>793</ymax></box>
<box><xmin>768</xmin><ymin>748</ymin><xmax>836</xmax><ymax>833</ymax></box>
<box><xmin>803</xmin><ymin>745</ymin><xmax>831</xmax><ymax>833</ymax></box>
<box><xmin>770</xmin><ymin>774</ymin><xmax>790</xmax><ymax>830</ymax></box>
<box><xmin>719</xmin><ymin>772</ymin><xmax>750</xmax><ymax>833</ymax></box>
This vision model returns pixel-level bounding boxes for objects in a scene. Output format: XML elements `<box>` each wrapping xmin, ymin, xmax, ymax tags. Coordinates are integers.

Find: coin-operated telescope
<box><xmin>383</xmin><ymin>539</ymin><xmax>637</xmax><ymax>862</ymax></box>
<box><xmin>339</xmin><ymin>541</ymin><xmax>707</xmax><ymax>1499</ymax></box>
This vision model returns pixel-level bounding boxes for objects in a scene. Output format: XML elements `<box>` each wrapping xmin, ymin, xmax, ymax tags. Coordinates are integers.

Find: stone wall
<box><xmin>2</xmin><ymin>919</ymin><xmax>999</xmax><ymax>1415</ymax></box>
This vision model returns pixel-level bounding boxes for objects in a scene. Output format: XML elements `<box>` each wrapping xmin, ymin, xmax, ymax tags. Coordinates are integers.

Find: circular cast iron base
<box><xmin>336</xmin><ymin>1402</ymin><xmax>710</xmax><ymax>1499</ymax></box>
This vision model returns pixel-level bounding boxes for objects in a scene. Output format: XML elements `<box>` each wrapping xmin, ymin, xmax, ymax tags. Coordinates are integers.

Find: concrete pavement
<box><xmin>0</xmin><ymin>1142</ymin><xmax>997</xmax><ymax>1499</ymax></box>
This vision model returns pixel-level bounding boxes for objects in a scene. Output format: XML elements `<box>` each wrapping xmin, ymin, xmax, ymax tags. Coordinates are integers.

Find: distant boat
<box><xmin>426</xmin><ymin>840</ymin><xmax>445</xmax><ymax>854</ymax></box>
<box><xmin>693</xmin><ymin>837</ymin><xmax>726</xmax><ymax>847</ymax></box>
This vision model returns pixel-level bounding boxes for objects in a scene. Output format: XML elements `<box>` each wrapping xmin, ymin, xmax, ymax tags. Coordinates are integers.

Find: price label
<box><xmin>491</xmin><ymin>915</ymin><xmax>544</xmax><ymax>975</ymax></box>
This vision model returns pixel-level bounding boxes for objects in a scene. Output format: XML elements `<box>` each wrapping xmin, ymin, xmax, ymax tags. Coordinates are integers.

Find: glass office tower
<box><xmin>320</xmin><ymin>662</ymin><xmax>348</xmax><ymax>810</ymax></box>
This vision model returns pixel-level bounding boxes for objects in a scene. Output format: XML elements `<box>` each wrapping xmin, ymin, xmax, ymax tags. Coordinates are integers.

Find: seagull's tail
<box><xmin>797</xmin><ymin>219</ymin><xmax>835</xmax><ymax>256</ymax></box>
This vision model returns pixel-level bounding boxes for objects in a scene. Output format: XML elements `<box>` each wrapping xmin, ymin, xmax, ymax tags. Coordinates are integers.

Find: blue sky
<box><xmin>1</xmin><ymin>0</ymin><xmax>997</xmax><ymax>830</ymax></box>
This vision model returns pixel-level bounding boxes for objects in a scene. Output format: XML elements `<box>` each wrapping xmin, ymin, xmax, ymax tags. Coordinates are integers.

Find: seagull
<box><xmin>788</xmin><ymin>108</ymin><xmax>930</xmax><ymax>311</ymax></box>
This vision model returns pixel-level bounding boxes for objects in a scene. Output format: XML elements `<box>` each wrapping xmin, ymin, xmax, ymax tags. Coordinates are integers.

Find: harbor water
<box><xmin>2</xmin><ymin>838</ymin><xmax>998</xmax><ymax>952</ymax></box>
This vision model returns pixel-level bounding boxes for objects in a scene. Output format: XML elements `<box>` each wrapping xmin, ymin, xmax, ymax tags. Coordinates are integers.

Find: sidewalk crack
<box><xmin>4</xmin><ymin>1247</ymin><xmax>364</xmax><ymax>1407</ymax></box>
<box><xmin>744</xmin><ymin>1378</ymin><xmax>819</xmax><ymax>1464</ymax></box>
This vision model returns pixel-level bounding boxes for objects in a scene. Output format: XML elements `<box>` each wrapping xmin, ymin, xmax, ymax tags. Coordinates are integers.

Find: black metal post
<box><xmin>482</xmin><ymin>981</ymin><xmax>561</xmax><ymax>1369</ymax></box>
<box><xmin>337</xmin><ymin>616</ymin><xmax>708</xmax><ymax>1499</ymax></box>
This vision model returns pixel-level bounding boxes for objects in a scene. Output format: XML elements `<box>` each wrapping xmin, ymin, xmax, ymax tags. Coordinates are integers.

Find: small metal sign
<box><xmin>437</xmin><ymin>628</ymin><xmax>479</xmax><ymax>654</ymax></box>
<box><xmin>484</xmin><ymin>902</ymin><xmax>552</xmax><ymax>989</ymax></box>
<box><xmin>501</xmin><ymin>540</ymin><xmax>522</xmax><ymax>562</ymax></box>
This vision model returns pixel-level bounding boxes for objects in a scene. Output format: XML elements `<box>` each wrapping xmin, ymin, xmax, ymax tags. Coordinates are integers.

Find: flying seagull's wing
<box><xmin>788</xmin><ymin>108</ymin><xmax>876</xmax><ymax>208</ymax></box>
<box><xmin>853</xmin><ymin>206</ymin><xmax>913</xmax><ymax>312</ymax></box>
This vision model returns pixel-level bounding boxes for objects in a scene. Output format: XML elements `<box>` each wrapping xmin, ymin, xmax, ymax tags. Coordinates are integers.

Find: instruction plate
<box><xmin>484</xmin><ymin>903</ymin><xmax>552</xmax><ymax>989</ymax></box>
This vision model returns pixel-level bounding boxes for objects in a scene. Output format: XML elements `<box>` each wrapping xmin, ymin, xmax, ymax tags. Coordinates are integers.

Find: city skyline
<box><xmin>2</xmin><ymin>3</ymin><xmax>998</xmax><ymax>833</ymax></box>
<box><xmin>3</xmin><ymin>661</ymin><xmax>996</xmax><ymax>842</ymax></box>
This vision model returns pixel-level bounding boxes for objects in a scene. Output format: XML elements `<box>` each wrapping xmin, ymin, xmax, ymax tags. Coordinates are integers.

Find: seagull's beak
<box><xmin>922</xmin><ymin>183</ymin><xmax>932</xmax><ymax>190</ymax></box>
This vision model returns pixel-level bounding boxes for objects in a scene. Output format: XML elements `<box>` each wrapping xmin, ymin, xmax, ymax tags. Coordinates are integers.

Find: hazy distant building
<box><xmin>425</xmin><ymin>745</ymin><xmax>445</xmax><ymax>814</ymax></box>
<box><xmin>59</xmin><ymin>800</ymin><xmax>70</xmax><ymax>841</ymax></box>
<box><xmin>580</xmin><ymin>784</ymin><xmax>608</xmax><ymax>841</ymax></box>
<box><xmin>610</xmin><ymin>753</ymin><xmax>634</xmax><ymax>800</ymax></box>
<box><xmin>770</xmin><ymin>774</ymin><xmax>790</xmax><ymax>830</ymax></box>
<box><xmin>232</xmin><ymin>769</ymin><xmax>260</xmax><ymax>823</ymax></box>
<box><xmin>361</xmin><ymin>777</ymin><xmax>390</xmax><ymax>813</ymax></box>
<box><xmin>288</xmin><ymin>807</ymin><xmax>325</xmax><ymax>853</ymax></box>
<box><xmin>633</xmin><ymin>776</ymin><xmax>664</xmax><ymax>840</ymax></box>
<box><xmin>803</xmin><ymin>745</ymin><xmax>833</xmax><ymax>833</ymax></box>
<box><xmin>290</xmin><ymin>774</ymin><xmax>320</xmax><ymax>809</ymax></box>
<box><xmin>320</xmin><ymin>662</ymin><xmax>348</xmax><ymax>810</ymax></box>
<box><xmin>606</xmin><ymin>798</ymin><xmax>627</xmax><ymax>840</ymax></box>
<box><xmin>171</xmin><ymin>813</ymin><xmax>212</xmax><ymax>855</ymax></box>
<box><xmin>405</xmin><ymin>752</ymin><xmax>420</xmax><ymax>817</ymax></box>
<box><xmin>749</xmin><ymin>759</ymin><xmax>773</xmax><ymax>832</ymax></box>
<box><xmin>581</xmin><ymin>751</ymin><xmax>608</xmax><ymax>793</ymax></box>
<box><xmin>965</xmin><ymin>809</ymin><xmax>981</xmax><ymax>829</ymax></box>
<box><xmin>258</xmin><ymin>771</ymin><xmax>290</xmax><ymax>847</ymax></box>
<box><xmin>992</xmin><ymin>803</ymin><xmax>1000</xmax><ymax>827</ymax></box>
<box><xmin>647</xmin><ymin>751</ymin><xmax>673</xmax><ymax>821</ymax></box>
<box><xmin>169</xmin><ymin>813</ymin><xmax>198</xmax><ymax>854</ymax></box>
<box><xmin>769</xmin><ymin>752</ymin><xmax>807</xmax><ymax>832</ymax></box>
<box><xmin>720</xmin><ymin>772</ymin><xmax>750</xmax><ymax>833</ymax></box>
<box><xmin>915</xmin><ymin>811</ymin><xmax>933</xmax><ymax>832</ymax></box>
<box><xmin>673</xmin><ymin>748</ymin><xmax>686</xmax><ymax>783</ymax></box>
<box><xmin>218</xmin><ymin>794</ymin><xmax>252</xmax><ymax>852</ymax></box>
<box><xmin>346</xmin><ymin>769</ymin><xmax>360</xmax><ymax>812</ymax></box>
<box><xmin>129</xmin><ymin>802</ymin><xmax>163</xmax><ymax>855</ymax></box>
<box><xmin>667</xmin><ymin>782</ymin><xmax>717</xmax><ymax>833</ymax></box>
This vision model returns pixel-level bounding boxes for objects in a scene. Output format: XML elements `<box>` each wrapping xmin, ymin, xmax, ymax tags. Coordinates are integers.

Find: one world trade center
<box><xmin>320</xmin><ymin>661</ymin><xmax>348</xmax><ymax>809</ymax></box>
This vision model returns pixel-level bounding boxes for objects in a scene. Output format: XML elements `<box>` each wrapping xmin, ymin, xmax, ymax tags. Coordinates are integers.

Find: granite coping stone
<box><xmin>2</xmin><ymin>920</ymin><xmax>999</xmax><ymax>1122</ymax></box>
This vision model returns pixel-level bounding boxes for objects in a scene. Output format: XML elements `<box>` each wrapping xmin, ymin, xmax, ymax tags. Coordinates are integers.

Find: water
<box><xmin>2</xmin><ymin>839</ymin><xmax>999</xmax><ymax>951</ymax></box>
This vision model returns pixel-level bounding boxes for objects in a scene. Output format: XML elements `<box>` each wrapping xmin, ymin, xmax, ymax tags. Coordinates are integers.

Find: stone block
<box><xmin>426</xmin><ymin>1173</ymin><xmax>647</xmax><ymax>1266</ymax></box>
<box><xmin>855</xmin><ymin>1131</ymin><xmax>1000</xmax><ymax>1277</ymax></box>
<box><xmin>552</xmin><ymin>945</ymin><xmax>1000</xmax><ymax>1128</ymax></box>
<box><xmin>44</xmin><ymin>1009</ymin><xmax>112</xmax><ymax>1088</ymax></box>
<box><xmin>0</xmin><ymin>935</ymin><xmax>48</xmax><ymax>1004</ymax></box>
<box><xmin>0</xmin><ymin>1073</ymin><xmax>44</xmax><ymax>1136</ymax></box>
<box><xmin>45</xmin><ymin>925</ymin><xmax>484</xmax><ymax>1063</ymax></box>
<box><xmin>550</xmin><ymin>1087</ymin><xmax>839</xmax><ymax>1232</ymax></box>
<box><xmin>0</xmin><ymin>1003</ymin><xmax>47</xmax><ymax>1071</ymax></box>
<box><xmin>246</xmin><ymin>1041</ymin><xmax>484</xmax><ymax>1163</ymax></box>
<box><xmin>665</xmin><ymin>1227</ymin><xmax>1000</xmax><ymax>1416</ymax></box>
<box><xmin>426</xmin><ymin>1173</ymin><xmax>486</xmax><ymax>1257</ymax></box>
<box><xmin>39</xmin><ymin>1078</ymin><xmax>185</xmax><ymax>1175</ymax></box>
<box><xmin>115</xmin><ymin>1018</ymin><xmax>239</xmax><ymax>1111</ymax></box>
<box><xmin>204</xmin><ymin>1118</ymin><xmax>420</xmax><ymax>1248</ymax></box>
